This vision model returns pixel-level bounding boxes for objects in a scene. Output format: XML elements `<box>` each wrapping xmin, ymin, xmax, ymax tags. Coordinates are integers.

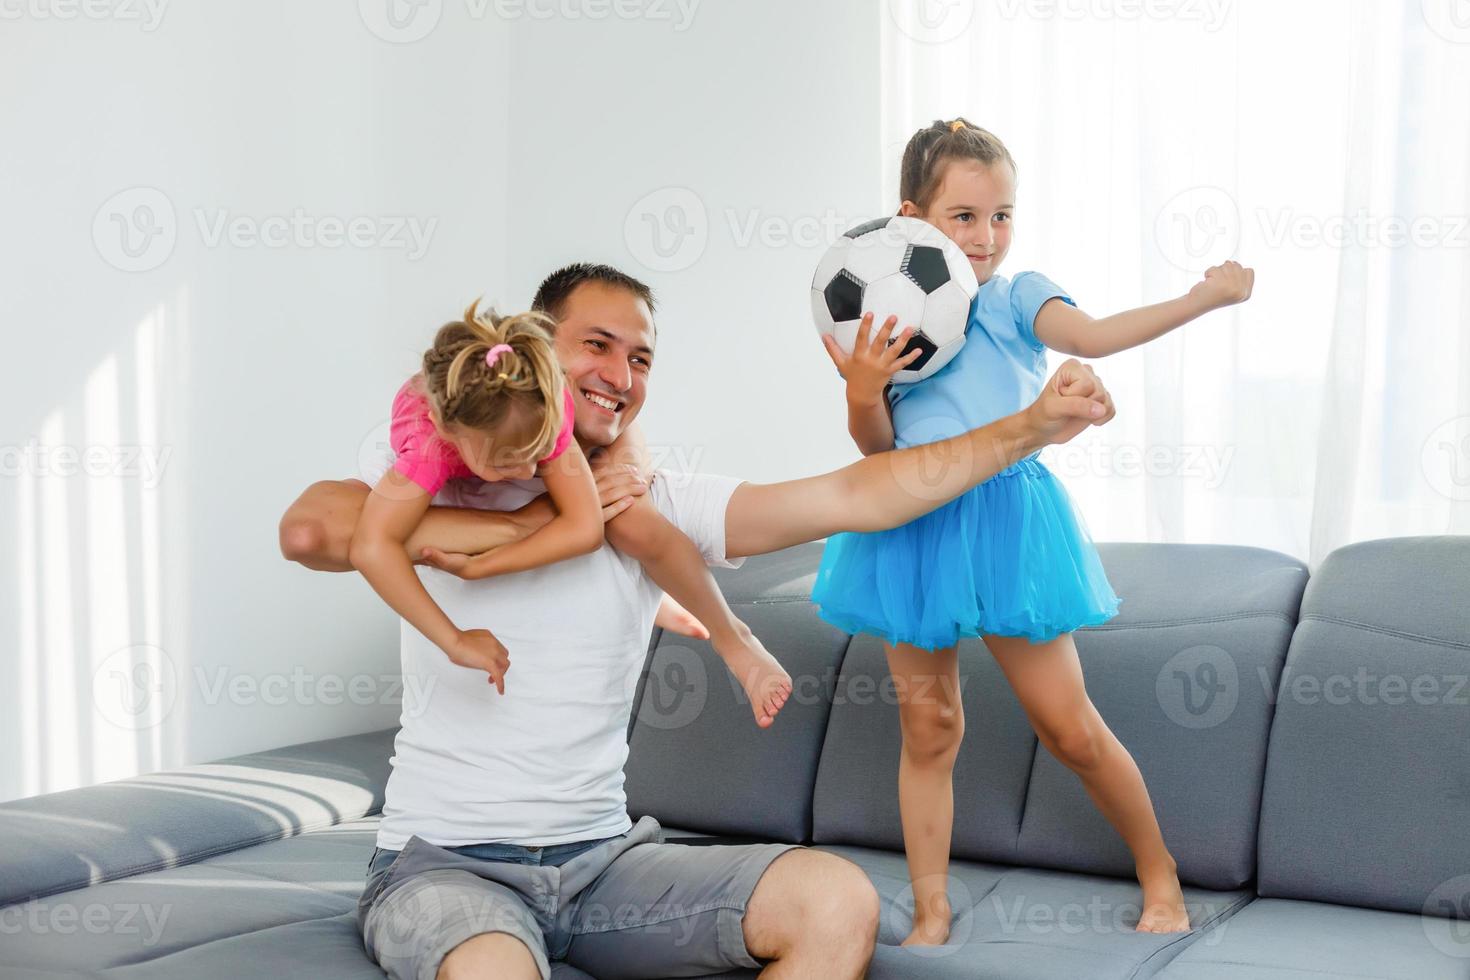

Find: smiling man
<box><xmin>279</xmin><ymin>263</ymin><xmax>1114</xmax><ymax>980</ymax></box>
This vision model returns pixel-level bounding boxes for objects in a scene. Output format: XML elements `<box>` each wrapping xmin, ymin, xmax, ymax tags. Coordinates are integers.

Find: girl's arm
<box><xmin>348</xmin><ymin>471</ymin><xmax>510</xmax><ymax>691</ymax></box>
<box><xmin>1034</xmin><ymin>260</ymin><xmax>1254</xmax><ymax>358</ymax></box>
<box><xmin>820</xmin><ymin>313</ymin><xmax>922</xmax><ymax>456</ymax></box>
<box><xmin>448</xmin><ymin>442</ymin><xmax>604</xmax><ymax>579</ymax></box>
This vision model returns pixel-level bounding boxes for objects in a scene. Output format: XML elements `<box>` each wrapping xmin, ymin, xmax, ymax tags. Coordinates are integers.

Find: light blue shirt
<box><xmin>888</xmin><ymin>271</ymin><xmax>1074</xmax><ymax>450</ymax></box>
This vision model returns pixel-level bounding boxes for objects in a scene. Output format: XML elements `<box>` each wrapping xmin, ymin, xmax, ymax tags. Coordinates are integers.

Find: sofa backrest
<box><xmin>625</xmin><ymin>541</ymin><xmax>1311</xmax><ymax>892</ymax></box>
<box><xmin>810</xmin><ymin>543</ymin><xmax>1309</xmax><ymax>890</ymax></box>
<box><xmin>1256</xmin><ymin>536</ymin><xmax>1470</xmax><ymax>918</ymax></box>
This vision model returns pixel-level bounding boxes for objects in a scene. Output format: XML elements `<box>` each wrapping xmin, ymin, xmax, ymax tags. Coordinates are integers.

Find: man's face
<box><xmin>551</xmin><ymin>281</ymin><xmax>656</xmax><ymax>449</ymax></box>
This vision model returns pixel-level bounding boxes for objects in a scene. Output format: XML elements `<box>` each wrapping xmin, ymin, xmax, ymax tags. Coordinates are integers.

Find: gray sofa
<box><xmin>3</xmin><ymin>537</ymin><xmax>1468</xmax><ymax>979</ymax></box>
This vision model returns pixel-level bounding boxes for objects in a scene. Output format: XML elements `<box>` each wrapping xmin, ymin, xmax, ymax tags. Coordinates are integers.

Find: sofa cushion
<box><xmin>1153</xmin><ymin>897</ymin><xmax>1470</xmax><ymax>979</ymax></box>
<box><xmin>0</xmin><ymin>728</ymin><xmax>396</xmax><ymax>908</ymax></box>
<box><xmin>624</xmin><ymin>543</ymin><xmax>852</xmax><ymax>843</ymax></box>
<box><xmin>818</xmin><ymin>843</ymin><xmax>1253</xmax><ymax>979</ymax></box>
<box><xmin>0</xmin><ymin>815</ymin><xmax>380</xmax><ymax>978</ymax></box>
<box><xmin>1257</xmin><ymin>536</ymin><xmax>1470</xmax><ymax>917</ymax></box>
<box><xmin>813</xmin><ymin>544</ymin><xmax>1308</xmax><ymax>890</ymax></box>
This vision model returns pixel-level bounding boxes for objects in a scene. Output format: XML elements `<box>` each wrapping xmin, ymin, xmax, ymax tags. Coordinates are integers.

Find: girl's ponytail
<box><xmin>899</xmin><ymin>117</ymin><xmax>1018</xmax><ymax>211</ymax></box>
<box><xmin>421</xmin><ymin>301</ymin><xmax>566</xmax><ymax>463</ymax></box>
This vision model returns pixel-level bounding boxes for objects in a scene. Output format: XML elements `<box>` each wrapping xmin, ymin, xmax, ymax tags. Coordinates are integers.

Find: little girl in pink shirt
<box><xmin>350</xmin><ymin>301</ymin><xmax>791</xmax><ymax>725</ymax></box>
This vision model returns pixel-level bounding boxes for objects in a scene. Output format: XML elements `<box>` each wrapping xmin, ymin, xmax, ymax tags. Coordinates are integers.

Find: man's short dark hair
<box><xmin>531</xmin><ymin>263</ymin><xmax>658</xmax><ymax>323</ymax></box>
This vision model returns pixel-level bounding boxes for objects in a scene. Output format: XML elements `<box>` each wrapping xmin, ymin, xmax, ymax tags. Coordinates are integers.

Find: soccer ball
<box><xmin>810</xmin><ymin>216</ymin><xmax>979</xmax><ymax>385</ymax></box>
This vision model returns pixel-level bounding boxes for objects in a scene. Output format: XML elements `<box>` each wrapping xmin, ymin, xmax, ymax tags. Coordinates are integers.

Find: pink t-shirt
<box><xmin>389</xmin><ymin>377</ymin><xmax>577</xmax><ymax>496</ymax></box>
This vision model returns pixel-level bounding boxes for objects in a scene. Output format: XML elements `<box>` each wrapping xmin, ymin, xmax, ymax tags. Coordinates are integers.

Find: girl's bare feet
<box><xmin>1136</xmin><ymin>859</ymin><xmax>1191</xmax><ymax>933</ymax></box>
<box><xmin>901</xmin><ymin>894</ymin><xmax>952</xmax><ymax>946</ymax></box>
<box><xmin>654</xmin><ymin>595</ymin><xmax>709</xmax><ymax>639</ymax></box>
<box><xmin>715</xmin><ymin>628</ymin><xmax>792</xmax><ymax>727</ymax></box>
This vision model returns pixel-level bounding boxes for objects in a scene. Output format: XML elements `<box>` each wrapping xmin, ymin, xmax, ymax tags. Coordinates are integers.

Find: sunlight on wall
<box><xmin>38</xmin><ymin>407</ymin><xmax>79</xmax><ymax>792</ymax></box>
<box><xmin>16</xmin><ymin>449</ymin><xmax>38</xmax><ymax>796</ymax></box>
<box><xmin>85</xmin><ymin>353</ymin><xmax>135</xmax><ymax>786</ymax></box>
<box><xmin>13</xmin><ymin>290</ymin><xmax>189</xmax><ymax>797</ymax></box>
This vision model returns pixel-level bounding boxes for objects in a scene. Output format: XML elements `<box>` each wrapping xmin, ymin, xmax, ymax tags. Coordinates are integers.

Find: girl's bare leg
<box><xmin>884</xmin><ymin>641</ymin><xmax>964</xmax><ymax>945</ymax></box>
<box><xmin>983</xmin><ymin>632</ymin><xmax>1190</xmax><ymax>933</ymax></box>
<box><xmin>610</xmin><ymin>497</ymin><xmax>790</xmax><ymax>726</ymax></box>
<box><xmin>654</xmin><ymin>594</ymin><xmax>709</xmax><ymax>639</ymax></box>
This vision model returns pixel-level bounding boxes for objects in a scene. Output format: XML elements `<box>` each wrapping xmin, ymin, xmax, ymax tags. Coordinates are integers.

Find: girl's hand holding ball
<box><xmin>821</xmin><ymin>313</ymin><xmax>925</xmax><ymax>409</ymax></box>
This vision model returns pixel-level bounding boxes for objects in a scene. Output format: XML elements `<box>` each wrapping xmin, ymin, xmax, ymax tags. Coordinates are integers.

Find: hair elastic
<box><xmin>485</xmin><ymin>343</ymin><xmax>513</xmax><ymax>368</ymax></box>
<box><xmin>950</xmin><ymin>119</ymin><xmax>966</xmax><ymax>133</ymax></box>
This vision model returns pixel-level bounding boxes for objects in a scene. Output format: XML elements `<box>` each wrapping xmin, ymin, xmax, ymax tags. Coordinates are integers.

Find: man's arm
<box><xmin>278</xmin><ymin>478</ymin><xmax>553</xmax><ymax>572</ymax></box>
<box><xmin>722</xmin><ymin>358</ymin><xmax>1115</xmax><ymax>559</ymax></box>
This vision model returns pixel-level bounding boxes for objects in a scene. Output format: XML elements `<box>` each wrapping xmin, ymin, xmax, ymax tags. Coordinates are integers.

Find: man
<box><xmin>280</xmin><ymin>263</ymin><xmax>1114</xmax><ymax>980</ymax></box>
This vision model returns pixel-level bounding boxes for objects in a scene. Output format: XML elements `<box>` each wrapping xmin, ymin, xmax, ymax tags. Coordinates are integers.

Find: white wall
<box><xmin>0</xmin><ymin>0</ymin><xmax>882</xmax><ymax>801</ymax></box>
<box><xmin>0</xmin><ymin>0</ymin><xmax>516</xmax><ymax>800</ymax></box>
<box><xmin>502</xmin><ymin>0</ymin><xmax>884</xmax><ymax>481</ymax></box>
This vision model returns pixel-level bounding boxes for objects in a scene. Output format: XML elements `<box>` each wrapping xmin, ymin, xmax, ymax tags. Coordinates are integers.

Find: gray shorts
<box><xmin>357</xmin><ymin>816</ymin><xmax>800</xmax><ymax>980</ymax></box>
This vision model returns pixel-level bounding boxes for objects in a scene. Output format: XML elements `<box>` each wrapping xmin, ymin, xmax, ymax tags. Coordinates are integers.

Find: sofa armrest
<box><xmin>0</xmin><ymin>727</ymin><xmax>397</xmax><ymax>907</ymax></box>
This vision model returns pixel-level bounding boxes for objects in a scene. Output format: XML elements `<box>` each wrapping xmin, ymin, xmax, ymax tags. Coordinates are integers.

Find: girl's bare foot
<box><xmin>715</xmin><ymin>629</ymin><xmax>791</xmax><ymax>727</ymax></box>
<box><xmin>1136</xmin><ymin>860</ymin><xmax>1191</xmax><ymax>933</ymax></box>
<box><xmin>654</xmin><ymin>595</ymin><xmax>709</xmax><ymax>639</ymax></box>
<box><xmin>902</xmin><ymin>895</ymin><xmax>952</xmax><ymax>946</ymax></box>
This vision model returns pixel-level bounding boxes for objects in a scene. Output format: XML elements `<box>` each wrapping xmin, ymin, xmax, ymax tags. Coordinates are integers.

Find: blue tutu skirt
<box><xmin>812</xmin><ymin>456</ymin><xmax>1119</xmax><ymax>651</ymax></box>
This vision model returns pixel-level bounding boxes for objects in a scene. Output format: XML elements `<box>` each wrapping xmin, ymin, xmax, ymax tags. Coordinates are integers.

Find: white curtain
<box><xmin>883</xmin><ymin>0</ymin><xmax>1470</xmax><ymax>565</ymax></box>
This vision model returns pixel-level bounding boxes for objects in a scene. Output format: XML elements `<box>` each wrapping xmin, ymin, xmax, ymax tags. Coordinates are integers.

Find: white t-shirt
<box><xmin>371</xmin><ymin>464</ymin><xmax>745</xmax><ymax>849</ymax></box>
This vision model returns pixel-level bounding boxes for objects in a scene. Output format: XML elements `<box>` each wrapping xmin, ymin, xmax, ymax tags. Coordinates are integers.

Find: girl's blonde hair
<box><xmin>420</xmin><ymin>300</ymin><xmax>565</xmax><ymax>463</ymax></box>
<box><xmin>899</xmin><ymin>117</ymin><xmax>1018</xmax><ymax>211</ymax></box>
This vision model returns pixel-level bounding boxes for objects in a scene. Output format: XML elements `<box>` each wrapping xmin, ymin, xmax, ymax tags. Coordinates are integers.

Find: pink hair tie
<box><xmin>485</xmin><ymin>343</ymin><xmax>513</xmax><ymax>369</ymax></box>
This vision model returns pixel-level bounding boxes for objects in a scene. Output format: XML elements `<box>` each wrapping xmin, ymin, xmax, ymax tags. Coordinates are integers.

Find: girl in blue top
<box><xmin>814</xmin><ymin>118</ymin><xmax>1253</xmax><ymax>944</ymax></box>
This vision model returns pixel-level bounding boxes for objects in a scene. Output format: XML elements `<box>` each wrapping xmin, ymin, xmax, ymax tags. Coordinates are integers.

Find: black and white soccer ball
<box><xmin>811</xmin><ymin>216</ymin><xmax>979</xmax><ymax>385</ymax></box>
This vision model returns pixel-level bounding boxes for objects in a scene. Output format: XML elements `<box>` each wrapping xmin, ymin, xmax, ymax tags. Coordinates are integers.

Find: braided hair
<box><xmin>420</xmin><ymin>300</ymin><xmax>565</xmax><ymax>465</ymax></box>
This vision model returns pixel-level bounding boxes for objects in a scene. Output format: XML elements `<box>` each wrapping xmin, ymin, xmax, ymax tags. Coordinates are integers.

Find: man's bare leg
<box><xmin>278</xmin><ymin>479</ymin><xmax>542</xmax><ymax>571</ymax></box>
<box><xmin>278</xmin><ymin>480</ymin><xmax>369</xmax><ymax>570</ymax></box>
<box><xmin>741</xmin><ymin>850</ymin><xmax>880</xmax><ymax>978</ymax></box>
<box><xmin>436</xmin><ymin>932</ymin><xmax>540</xmax><ymax>980</ymax></box>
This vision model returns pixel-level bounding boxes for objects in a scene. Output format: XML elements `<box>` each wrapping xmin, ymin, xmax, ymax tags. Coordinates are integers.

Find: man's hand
<box><xmin>1025</xmin><ymin>359</ymin><xmax>1115</xmax><ymax>448</ymax></box>
<box><xmin>592</xmin><ymin>464</ymin><xmax>649</xmax><ymax>523</ymax></box>
<box><xmin>447</xmin><ymin>628</ymin><xmax>510</xmax><ymax>694</ymax></box>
